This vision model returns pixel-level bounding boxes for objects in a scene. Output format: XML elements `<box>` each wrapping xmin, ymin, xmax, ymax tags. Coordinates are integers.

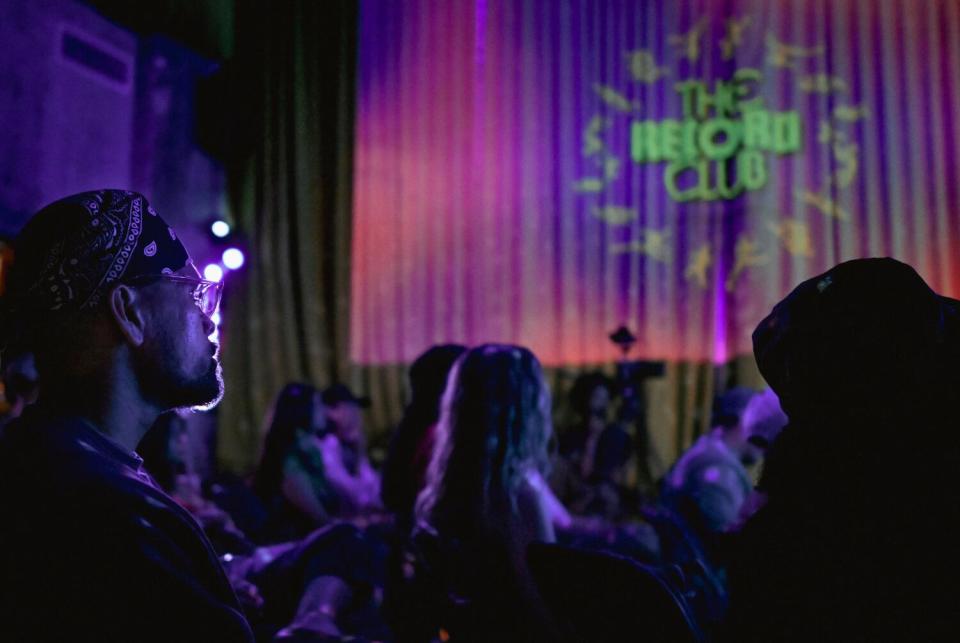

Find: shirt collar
<box><xmin>71</xmin><ymin>416</ymin><xmax>145</xmax><ymax>471</ymax></box>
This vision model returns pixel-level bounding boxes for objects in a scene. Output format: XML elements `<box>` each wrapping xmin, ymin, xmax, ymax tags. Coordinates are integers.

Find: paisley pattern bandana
<box><xmin>13</xmin><ymin>190</ymin><xmax>190</xmax><ymax>314</ymax></box>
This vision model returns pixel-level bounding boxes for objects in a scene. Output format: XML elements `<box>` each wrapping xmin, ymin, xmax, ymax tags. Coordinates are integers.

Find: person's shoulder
<box><xmin>682</xmin><ymin>449</ymin><xmax>746</xmax><ymax>485</ymax></box>
<box><xmin>517</xmin><ymin>470</ymin><xmax>544</xmax><ymax>512</ymax></box>
<box><xmin>682</xmin><ymin>435</ymin><xmax>732</xmax><ymax>465</ymax></box>
<box><xmin>668</xmin><ymin>435</ymin><xmax>709</xmax><ymax>473</ymax></box>
<box><xmin>0</xmin><ymin>411</ymin><xmax>85</xmax><ymax>489</ymax></box>
<box><xmin>0</xmin><ymin>415</ymin><xmax>181</xmax><ymax>514</ymax></box>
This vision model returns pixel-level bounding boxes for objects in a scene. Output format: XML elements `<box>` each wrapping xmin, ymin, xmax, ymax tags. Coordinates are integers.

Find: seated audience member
<box><xmin>381</xmin><ymin>343</ymin><xmax>467</xmax><ymax>529</ymax></box>
<box><xmin>141</xmin><ymin>412</ymin><xmax>390</xmax><ymax>641</ymax></box>
<box><xmin>553</xmin><ymin>372</ymin><xmax>633</xmax><ymax>519</ymax></box>
<box><xmin>320</xmin><ymin>383</ymin><xmax>382</xmax><ymax>515</ymax></box>
<box><xmin>0</xmin><ymin>349</ymin><xmax>39</xmax><ymax>430</ymax></box>
<box><xmin>0</xmin><ymin>190</ymin><xmax>252</xmax><ymax>641</ymax></box>
<box><xmin>139</xmin><ymin>411</ymin><xmax>256</xmax><ymax>554</ymax></box>
<box><xmin>662</xmin><ymin>388</ymin><xmax>787</xmax><ymax>537</ymax></box>
<box><xmin>721</xmin><ymin>258</ymin><xmax>960</xmax><ymax>642</ymax></box>
<box><xmin>254</xmin><ymin>383</ymin><xmax>340</xmax><ymax>539</ymax></box>
<box><xmin>646</xmin><ymin>388</ymin><xmax>786</xmax><ymax>633</ymax></box>
<box><xmin>395</xmin><ymin>344</ymin><xmax>564</xmax><ymax>641</ymax></box>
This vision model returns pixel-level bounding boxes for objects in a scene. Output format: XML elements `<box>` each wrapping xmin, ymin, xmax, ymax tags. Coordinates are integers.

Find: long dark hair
<box><xmin>253</xmin><ymin>382</ymin><xmax>322</xmax><ymax>499</ymax></box>
<box><xmin>411</xmin><ymin>344</ymin><xmax>558</xmax><ymax>639</ymax></box>
<box><xmin>415</xmin><ymin>344</ymin><xmax>551</xmax><ymax>541</ymax></box>
<box><xmin>406</xmin><ymin>344</ymin><xmax>469</xmax><ymax>428</ymax></box>
<box><xmin>381</xmin><ymin>344</ymin><xmax>467</xmax><ymax>516</ymax></box>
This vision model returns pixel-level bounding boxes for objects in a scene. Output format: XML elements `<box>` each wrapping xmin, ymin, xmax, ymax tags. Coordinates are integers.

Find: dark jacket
<box><xmin>0</xmin><ymin>405</ymin><xmax>253</xmax><ymax>642</ymax></box>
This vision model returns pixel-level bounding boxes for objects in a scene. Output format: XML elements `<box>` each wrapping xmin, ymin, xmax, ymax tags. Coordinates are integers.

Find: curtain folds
<box><xmin>217</xmin><ymin>0</ymin><xmax>357</xmax><ymax>473</ymax></box>
<box><xmin>346</xmin><ymin>0</ymin><xmax>960</xmax><ymax>477</ymax></box>
<box><xmin>217</xmin><ymin>0</ymin><xmax>960</xmax><ymax>478</ymax></box>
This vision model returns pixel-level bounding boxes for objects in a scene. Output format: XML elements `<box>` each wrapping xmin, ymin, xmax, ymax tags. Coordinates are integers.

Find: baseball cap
<box><xmin>321</xmin><ymin>383</ymin><xmax>371</xmax><ymax>408</ymax></box>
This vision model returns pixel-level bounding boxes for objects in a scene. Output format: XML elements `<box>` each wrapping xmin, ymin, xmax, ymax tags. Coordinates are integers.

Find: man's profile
<box><xmin>0</xmin><ymin>190</ymin><xmax>253</xmax><ymax>641</ymax></box>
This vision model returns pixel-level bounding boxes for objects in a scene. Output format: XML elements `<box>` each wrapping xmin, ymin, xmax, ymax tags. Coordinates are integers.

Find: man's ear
<box><xmin>108</xmin><ymin>284</ymin><xmax>149</xmax><ymax>346</ymax></box>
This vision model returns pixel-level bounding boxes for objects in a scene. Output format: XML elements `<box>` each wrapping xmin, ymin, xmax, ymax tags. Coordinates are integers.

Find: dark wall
<box><xmin>0</xmin><ymin>0</ymin><xmax>137</xmax><ymax>235</ymax></box>
<box><xmin>0</xmin><ymin>0</ymin><xmax>227</xmax><ymax>264</ymax></box>
<box><xmin>0</xmin><ymin>0</ymin><xmax>230</xmax><ymax>477</ymax></box>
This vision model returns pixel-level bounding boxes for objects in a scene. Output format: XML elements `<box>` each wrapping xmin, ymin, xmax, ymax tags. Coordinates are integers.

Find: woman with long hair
<box><xmin>402</xmin><ymin>344</ymin><xmax>562</xmax><ymax>641</ymax></box>
<box><xmin>254</xmin><ymin>383</ymin><xmax>338</xmax><ymax>539</ymax></box>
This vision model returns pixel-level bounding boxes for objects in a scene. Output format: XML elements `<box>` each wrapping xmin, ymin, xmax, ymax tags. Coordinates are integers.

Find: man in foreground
<box><xmin>722</xmin><ymin>258</ymin><xmax>960</xmax><ymax>641</ymax></box>
<box><xmin>0</xmin><ymin>191</ymin><xmax>253</xmax><ymax>641</ymax></box>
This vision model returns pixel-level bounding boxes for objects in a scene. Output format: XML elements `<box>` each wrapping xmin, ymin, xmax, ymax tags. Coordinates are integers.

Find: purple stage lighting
<box><xmin>211</xmin><ymin>220</ymin><xmax>231</xmax><ymax>238</ymax></box>
<box><xmin>222</xmin><ymin>247</ymin><xmax>245</xmax><ymax>270</ymax></box>
<box><xmin>203</xmin><ymin>263</ymin><xmax>224</xmax><ymax>282</ymax></box>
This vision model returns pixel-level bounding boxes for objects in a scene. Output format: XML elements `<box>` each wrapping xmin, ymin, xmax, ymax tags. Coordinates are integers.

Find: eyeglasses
<box><xmin>124</xmin><ymin>274</ymin><xmax>223</xmax><ymax>317</ymax></box>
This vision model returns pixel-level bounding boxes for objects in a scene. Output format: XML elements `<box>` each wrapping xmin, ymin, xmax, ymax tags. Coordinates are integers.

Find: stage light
<box><xmin>222</xmin><ymin>247</ymin><xmax>245</xmax><ymax>270</ymax></box>
<box><xmin>203</xmin><ymin>263</ymin><xmax>224</xmax><ymax>282</ymax></box>
<box><xmin>211</xmin><ymin>220</ymin><xmax>231</xmax><ymax>238</ymax></box>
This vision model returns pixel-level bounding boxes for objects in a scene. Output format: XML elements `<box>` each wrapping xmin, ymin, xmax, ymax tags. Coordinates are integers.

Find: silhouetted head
<box><xmin>407</xmin><ymin>344</ymin><xmax>468</xmax><ymax>424</ymax></box>
<box><xmin>569</xmin><ymin>372</ymin><xmax>613</xmax><ymax>422</ymax></box>
<box><xmin>416</xmin><ymin>344</ymin><xmax>552</xmax><ymax>537</ymax></box>
<box><xmin>753</xmin><ymin>258</ymin><xmax>960</xmax><ymax>497</ymax></box>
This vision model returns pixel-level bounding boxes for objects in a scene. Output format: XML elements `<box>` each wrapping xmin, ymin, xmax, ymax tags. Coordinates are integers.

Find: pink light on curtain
<box><xmin>351</xmin><ymin>0</ymin><xmax>960</xmax><ymax>367</ymax></box>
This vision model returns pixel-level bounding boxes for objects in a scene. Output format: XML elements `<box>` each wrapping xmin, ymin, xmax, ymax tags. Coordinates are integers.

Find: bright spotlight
<box><xmin>222</xmin><ymin>247</ymin><xmax>245</xmax><ymax>270</ymax></box>
<box><xmin>203</xmin><ymin>263</ymin><xmax>224</xmax><ymax>282</ymax></box>
<box><xmin>211</xmin><ymin>220</ymin><xmax>231</xmax><ymax>238</ymax></box>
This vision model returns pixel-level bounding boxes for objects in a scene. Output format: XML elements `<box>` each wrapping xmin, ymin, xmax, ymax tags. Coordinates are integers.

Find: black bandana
<box><xmin>11</xmin><ymin>190</ymin><xmax>190</xmax><ymax>314</ymax></box>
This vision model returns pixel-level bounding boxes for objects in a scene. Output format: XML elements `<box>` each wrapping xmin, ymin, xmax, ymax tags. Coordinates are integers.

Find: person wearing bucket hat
<box><xmin>0</xmin><ymin>191</ymin><xmax>251</xmax><ymax>641</ymax></box>
<box><xmin>720</xmin><ymin>258</ymin><xmax>960</xmax><ymax>642</ymax></box>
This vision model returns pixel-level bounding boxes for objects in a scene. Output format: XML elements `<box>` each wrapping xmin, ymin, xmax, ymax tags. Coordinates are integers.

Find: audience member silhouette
<box><xmin>663</xmin><ymin>387</ymin><xmax>786</xmax><ymax>537</ymax></box>
<box><xmin>553</xmin><ymin>372</ymin><xmax>633</xmax><ymax>519</ymax></box>
<box><xmin>721</xmin><ymin>258</ymin><xmax>960</xmax><ymax>642</ymax></box>
<box><xmin>142</xmin><ymin>411</ymin><xmax>391</xmax><ymax>640</ymax></box>
<box><xmin>381</xmin><ymin>343</ymin><xmax>467</xmax><ymax>529</ymax></box>
<box><xmin>254</xmin><ymin>382</ymin><xmax>339</xmax><ymax>539</ymax></box>
<box><xmin>0</xmin><ymin>349</ymin><xmax>38</xmax><ymax>431</ymax></box>
<box><xmin>0</xmin><ymin>190</ymin><xmax>252</xmax><ymax>641</ymax></box>
<box><xmin>139</xmin><ymin>411</ymin><xmax>256</xmax><ymax>555</ymax></box>
<box><xmin>319</xmin><ymin>383</ymin><xmax>382</xmax><ymax>515</ymax></box>
<box><xmin>396</xmin><ymin>344</ymin><xmax>562</xmax><ymax>641</ymax></box>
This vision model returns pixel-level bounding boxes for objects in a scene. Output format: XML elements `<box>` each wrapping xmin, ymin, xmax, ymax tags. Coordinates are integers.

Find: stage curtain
<box><xmin>216</xmin><ymin>0</ymin><xmax>358</xmax><ymax>473</ymax></box>
<box><xmin>350</xmin><ymin>0</ymin><xmax>960</xmax><ymax>476</ymax></box>
<box><xmin>218</xmin><ymin>0</ymin><xmax>960</xmax><ymax>477</ymax></box>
